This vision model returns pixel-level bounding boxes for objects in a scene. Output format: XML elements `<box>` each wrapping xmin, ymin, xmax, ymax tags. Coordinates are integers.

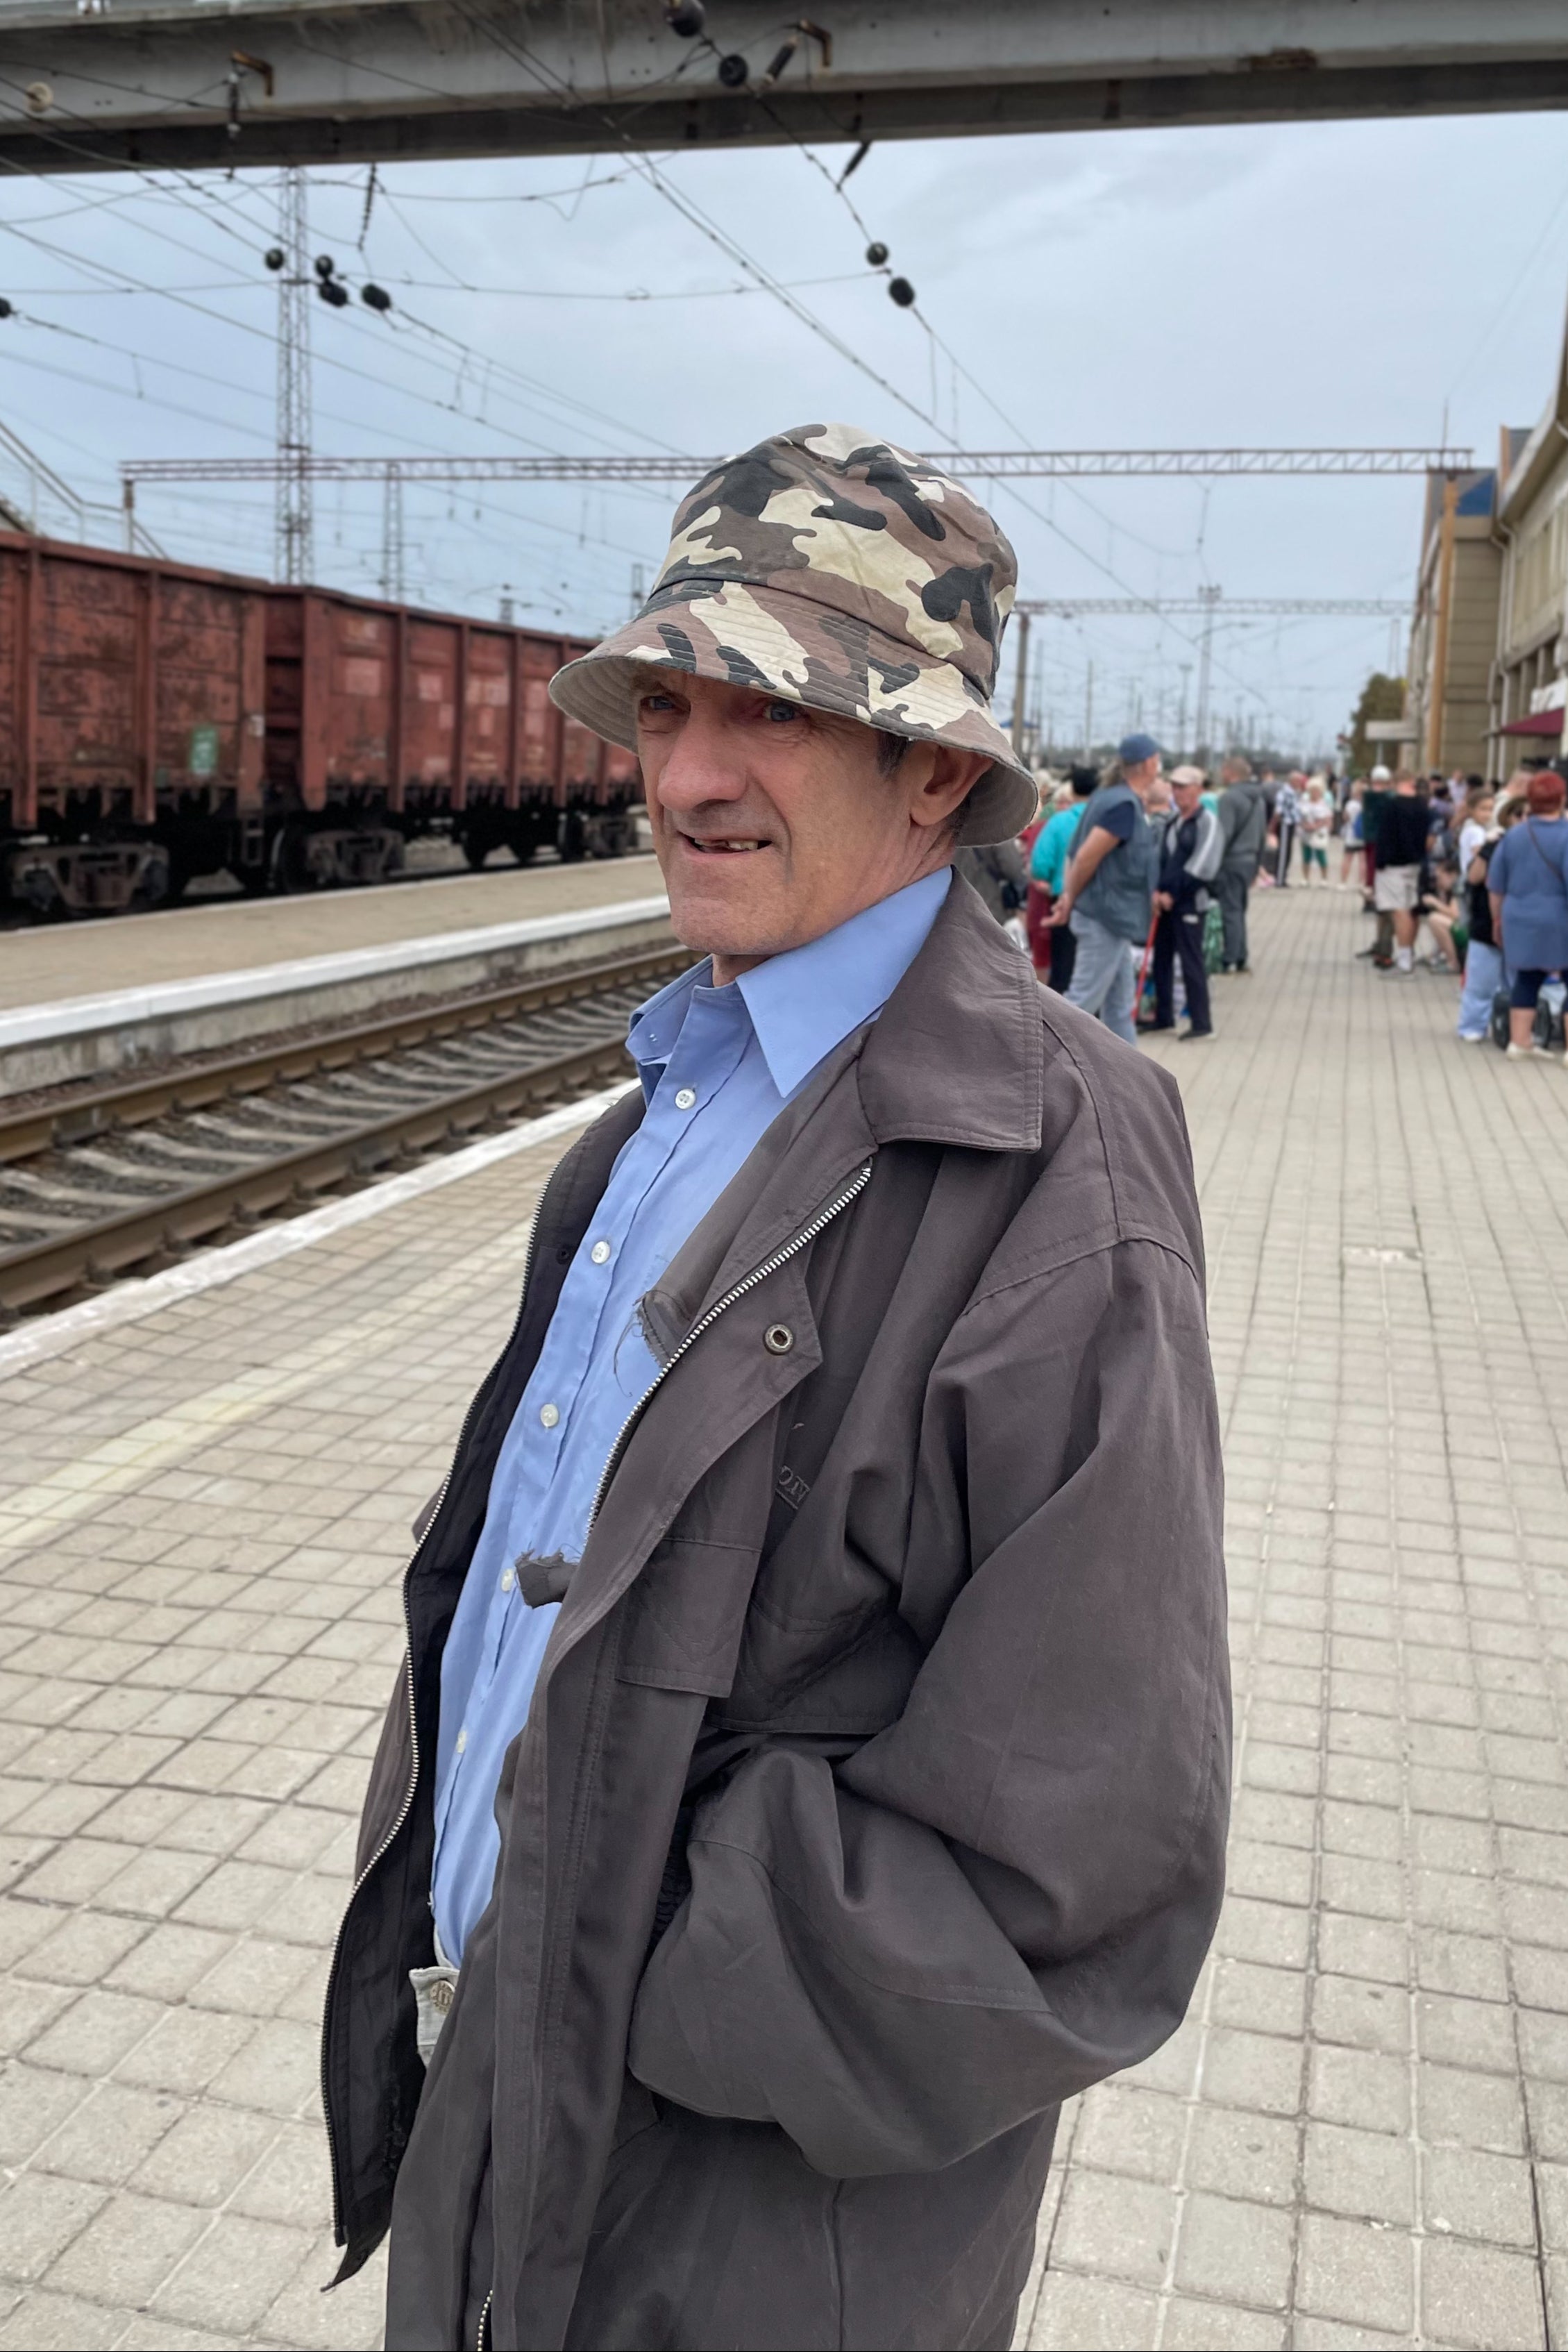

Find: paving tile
<box><xmin>1307</xmin><ymin>2044</ymin><xmax>1410</xmax><ymax>2137</ymax></box>
<box><xmin>1070</xmin><ymin>2083</ymin><xmax>1186</xmax><ymax>2184</ymax></box>
<box><xmin>149</xmin><ymin>2211</ymin><xmax>317</xmax><ymax>2333</ymax></box>
<box><xmin>131</xmin><ymin>2099</ymin><xmax>280</xmax><ymax>2207</ymax></box>
<box><xmin>1161</xmin><ymin>2296</ymin><xmax>1287</xmax><ymax>2350</ymax></box>
<box><xmin>1172</xmin><ymin>2190</ymin><xmax>1294</xmax><ymax>2310</ymax></box>
<box><xmin>0</xmin><ymin>2290</ymin><xmax>121</xmax><ymax>2349</ymax></box>
<box><xmin>1049</xmin><ymin>2169</ymin><xmax>1177</xmax><ymax>2287</ymax></box>
<box><xmin>1302</xmin><ymin>2121</ymin><xmax>1414</xmax><ymax>2224</ymax></box>
<box><xmin>44</xmin><ymin>2188</ymin><xmax>206</xmax><ymax>2305</ymax></box>
<box><xmin>1419</xmin><ymin>2060</ymin><xmax>1527</xmax><ymax>2153</ymax></box>
<box><xmin>112</xmin><ymin>2006</ymin><xmax>255</xmax><ymax>2097</ymax></box>
<box><xmin>25</xmin><ymin>1990</ymin><xmax>161</xmax><ymax>2078</ymax></box>
<box><xmin>31</xmin><ymin>2081</ymin><xmax>183</xmax><ymax>2187</ymax></box>
<box><xmin>1183</xmin><ymin>2105</ymin><xmax>1298</xmax><ymax>2207</ymax></box>
<box><xmin>1423</xmin><ymin>2143</ymin><xmax>1536</xmax><ymax>2249</ymax></box>
<box><xmin>1025</xmin><ymin>2271</ymin><xmax>1161</xmax><ymax>2351</ymax></box>
<box><xmin>0</xmin><ymin>2063</ymin><xmax>87</xmax><ymax>2167</ymax></box>
<box><xmin>0</xmin><ymin>2172</ymin><xmax>107</xmax><ymax>2283</ymax></box>
<box><xmin>1295</xmin><ymin>2212</ymin><xmax>1415</xmax><ymax>2335</ymax></box>
<box><xmin>1421</xmin><ymin>2234</ymin><xmax>1546</xmax><ymax>2349</ymax></box>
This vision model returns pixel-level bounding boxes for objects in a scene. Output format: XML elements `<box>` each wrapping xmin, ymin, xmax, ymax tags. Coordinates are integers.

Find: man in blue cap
<box><xmin>1049</xmin><ymin>732</ymin><xmax>1163</xmax><ymax>1043</ymax></box>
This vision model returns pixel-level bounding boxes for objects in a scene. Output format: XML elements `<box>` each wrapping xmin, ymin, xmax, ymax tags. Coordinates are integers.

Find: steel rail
<box><xmin>0</xmin><ymin>944</ymin><xmax>685</xmax><ymax>1313</ymax></box>
<box><xmin>0</xmin><ymin>941</ymin><xmax>684</xmax><ymax>1168</ymax></box>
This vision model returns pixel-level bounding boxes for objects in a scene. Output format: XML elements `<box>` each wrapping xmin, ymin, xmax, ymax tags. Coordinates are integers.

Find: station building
<box><xmin>1402</xmin><ymin>464</ymin><xmax>1501</xmax><ymax>776</ymax></box>
<box><xmin>1489</xmin><ymin>347</ymin><xmax>1568</xmax><ymax>769</ymax></box>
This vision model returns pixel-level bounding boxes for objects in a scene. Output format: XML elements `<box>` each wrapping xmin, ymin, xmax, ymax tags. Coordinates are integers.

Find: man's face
<box><xmin>1125</xmin><ymin>755</ymin><xmax>1162</xmax><ymax>803</ymax></box>
<box><xmin>1172</xmin><ymin>780</ymin><xmax>1203</xmax><ymax>819</ymax></box>
<box><xmin>634</xmin><ymin>669</ymin><xmax>988</xmax><ymax>978</ymax></box>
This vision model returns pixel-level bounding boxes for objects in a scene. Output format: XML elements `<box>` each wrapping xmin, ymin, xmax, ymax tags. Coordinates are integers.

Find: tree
<box><xmin>1347</xmin><ymin>672</ymin><xmax>1407</xmax><ymax>776</ymax></box>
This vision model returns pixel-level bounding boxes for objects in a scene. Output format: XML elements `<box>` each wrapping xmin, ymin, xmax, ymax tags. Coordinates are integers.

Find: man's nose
<box><xmin>652</xmin><ymin>712</ymin><xmax>748</xmax><ymax>811</ymax></box>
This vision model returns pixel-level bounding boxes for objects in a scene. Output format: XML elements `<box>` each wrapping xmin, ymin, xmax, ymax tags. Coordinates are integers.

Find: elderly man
<box><xmin>323</xmin><ymin>425</ymin><xmax>1229</xmax><ymax>2352</ymax></box>
<box><xmin>1148</xmin><ymin>764</ymin><xmax>1224</xmax><ymax>1040</ymax></box>
<box><xmin>1049</xmin><ymin>730</ymin><xmax>1163</xmax><ymax>1042</ymax></box>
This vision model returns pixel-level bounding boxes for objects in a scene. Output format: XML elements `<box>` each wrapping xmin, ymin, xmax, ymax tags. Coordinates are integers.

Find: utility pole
<box><xmin>1193</xmin><ymin>584</ymin><xmax>1220</xmax><ymax>762</ymax></box>
<box><xmin>1177</xmin><ymin>663</ymin><xmax>1191</xmax><ymax>755</ymax></box>
<box><xmin>629</xmin><ymin>561</ymin><xmax>646</xmax><ymax>619</ymax></box>
<box><xmin>1083</xmin><ymin>660</ymin><xmax>1095</xmax><ymax>763</ymax></box>
<box><xmin>276</xmin><ymin>167</ymin><xmax>313</xmax><ymax>586</ymax></box>
<box><xmin>1010</xmin><ymin>608</ymin><xmax>1031</xmax><ymax>757</ymax></box>
<box><xmin>380</xmin><ymin>464</ymin><xmax>404</xmax><ymax>603</ymax></box>
<box><xmin>499</xmin><ymin>587</ymin><xmax>514</xmax><ymax>625</ymax></box>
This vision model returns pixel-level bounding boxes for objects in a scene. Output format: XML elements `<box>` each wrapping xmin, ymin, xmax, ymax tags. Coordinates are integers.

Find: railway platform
<box><xmin>1</xmin><ymin>888</ymin><xmax>1566</xmax><ymax>2349</ymax></box>
<box><xmin>0</xmin><ymin>855</ymin><xmax>663</xmax><ymax>1020</ymax></box>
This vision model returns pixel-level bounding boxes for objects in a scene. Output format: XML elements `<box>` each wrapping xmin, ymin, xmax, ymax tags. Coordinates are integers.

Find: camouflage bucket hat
<box><xmin>548</xmin><ymin>421</ymin><xmax>1038</xmax><ymax>846</ymax></box>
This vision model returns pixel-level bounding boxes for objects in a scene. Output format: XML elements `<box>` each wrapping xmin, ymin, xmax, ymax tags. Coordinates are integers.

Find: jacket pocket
<box><xmin>614</xmin><ymin>1536</ymin><xmax>759</xmax><ymax>1697</ymax></box>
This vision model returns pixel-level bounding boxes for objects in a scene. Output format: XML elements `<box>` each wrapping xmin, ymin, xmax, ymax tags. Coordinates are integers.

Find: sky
<box><xmin>3</xmin><ymin>102</ymin><xmax>1568</xmax><ymax>759</ymax></box>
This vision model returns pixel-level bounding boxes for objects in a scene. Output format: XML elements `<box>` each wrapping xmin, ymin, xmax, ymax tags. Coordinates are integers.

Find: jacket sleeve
<box><xmin>627</xmin><ymin>1236</ymin><xmax>1230</xmax><ymax>2178</ymax></box>
<box><xmin>1186</xmin><ymin>807</ymin><xmax>1224</xmax><ymax>887</ymax></box>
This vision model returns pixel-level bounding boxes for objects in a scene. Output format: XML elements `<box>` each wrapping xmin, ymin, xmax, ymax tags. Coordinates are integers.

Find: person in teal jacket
<box><xmin>1030</xmin><ymin>766</ymin><xmax>1097</xmax><ymax>991</ymax></box>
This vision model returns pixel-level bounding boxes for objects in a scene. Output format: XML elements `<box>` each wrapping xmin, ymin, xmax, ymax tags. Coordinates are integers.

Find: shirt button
<box><xmin>674</xmin><ymin>1087</ymin><xmax>696</xmax><ymax>1110</ymax></box>
<box><xmin>500</xmin><ymin>1567</ymin><xmax>515</xmax><ymax>1593</ymax></box>
<box><xmin>590</xmin><ymin>1240</ymin><xmax>612</xmax><ymax>1265</ymax></box>
<box><xmin>455</xmin><ymin>1727</ymin><xmax>468</xmax><ymax>1755</ymax></box>
<box><xmin>539</xmin><ymin>1402</ymin><xmax>560</xmax><ymax>1429</ymax></box>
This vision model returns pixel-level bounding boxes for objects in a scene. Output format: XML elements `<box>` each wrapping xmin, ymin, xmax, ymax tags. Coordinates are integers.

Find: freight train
<box><xmin>0</xmin><ymin>531</ymin><xmax>643</xmax><ymax>917</ymax></box>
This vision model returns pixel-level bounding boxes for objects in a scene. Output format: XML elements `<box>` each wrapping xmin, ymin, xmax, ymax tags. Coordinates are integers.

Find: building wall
<box><xmin>1439</xmin><ymin>530</ymin><xmax>1503</xmax><ymax>773</ymax></box>
<box><xmin>1405</xmin><ymin>471</ymin><xmax>1501</xmax><ymax>778</ymax></box>
<box><xmin>1501</xmin><ymin>438</ymin><xmax>1568</xmax><ymax>666</ymax></box>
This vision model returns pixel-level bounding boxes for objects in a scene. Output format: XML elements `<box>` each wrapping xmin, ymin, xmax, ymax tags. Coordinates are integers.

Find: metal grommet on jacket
<box><xmin>763</xmin><ymin>1323</ymin><xmax>793</xmax><ymax>1355</ymax></box>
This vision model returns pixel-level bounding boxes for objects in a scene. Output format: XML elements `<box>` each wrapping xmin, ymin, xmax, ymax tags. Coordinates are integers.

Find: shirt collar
<box><xmin>626</xmin><ymin>868</ymin><xmax>952</xmax><ymax>1102</ymax></box>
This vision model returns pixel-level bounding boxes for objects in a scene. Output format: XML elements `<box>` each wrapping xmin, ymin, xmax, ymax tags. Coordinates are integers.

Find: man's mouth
<box><xmin>680</xmin><ymin>834</ymin><xmax>771</xmax><ymax>856</ymax></box>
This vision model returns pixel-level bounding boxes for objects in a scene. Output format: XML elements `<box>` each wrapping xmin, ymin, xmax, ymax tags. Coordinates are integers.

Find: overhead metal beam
<box><xmin>120</xmin><ymin>446</ymin><xmax>1472</xmax><ymax>487</ymax></box>
<box><xmin>1021</xmin><ymin>597</ymin><xmax>1410</xmax><ymax>616</ymax></box>
<box><xmin>4</xmin><ymin>1</ymin><xmax>1568</xmax><ymax>175</ymax></box>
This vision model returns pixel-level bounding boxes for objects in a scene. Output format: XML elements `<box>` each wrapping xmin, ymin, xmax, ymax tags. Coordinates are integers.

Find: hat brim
<box><xmin>548</xmin><ymin>579</ymin><xmax>1039</xmax><ymax>847</ymax></box>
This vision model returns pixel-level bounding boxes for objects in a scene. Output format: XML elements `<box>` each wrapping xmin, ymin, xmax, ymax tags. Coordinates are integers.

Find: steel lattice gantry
<box><xmin>1018</xmin><ymin>597</ymin><xmax>1410</xmax><ymax>616</ymax></box>
<box><xmin>119</xmin><ymin>447</ymin><xmax>1474</xmax><ymax>495</ymax></box>
<box><xmin>4</xmin><ymin>1</ymin><xmax>1568</xmax><ymax>173</ymax></box>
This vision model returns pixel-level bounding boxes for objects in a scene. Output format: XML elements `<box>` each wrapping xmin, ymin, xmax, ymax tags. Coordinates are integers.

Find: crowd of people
<box><xmin>990</xmin><ymin>741</ymin><xmax>1568</xmax><ymax>1063</ymax></box>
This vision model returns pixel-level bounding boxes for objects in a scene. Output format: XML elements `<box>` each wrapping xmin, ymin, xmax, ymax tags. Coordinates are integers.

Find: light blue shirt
<box><xmin>430</xmin><ymin>867</ymin><xmax>952</xmax><ymax>1960</ymax></box>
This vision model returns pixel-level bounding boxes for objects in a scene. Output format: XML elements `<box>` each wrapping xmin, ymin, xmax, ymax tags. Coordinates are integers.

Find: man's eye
<box><xmin>639</xmin><ymin>694</ymin><xmax>677</xmax><ymax>714</ymax></box>
<box><xmin>764</xmin><ymin>700</ymin><xmax>798</xmax><ymax>724</ymax></box>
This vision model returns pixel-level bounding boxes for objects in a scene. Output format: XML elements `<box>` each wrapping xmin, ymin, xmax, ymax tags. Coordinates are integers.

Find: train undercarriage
<box><xmin>3</xmin><ymin>794</ymin><xmax>643</xmax><ymax>919</ymax></box>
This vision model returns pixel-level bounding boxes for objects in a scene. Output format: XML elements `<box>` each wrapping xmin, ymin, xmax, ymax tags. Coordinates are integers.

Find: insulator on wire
<box><xmin>318</xmin><ymin>278</ymin><xmax>350</xmax><ymax>308</ymax></box>
<box><xmin>865</xmin><ymin>241</ymin><xmax>888</xmax><ymax>267</ymax></box>
<box><xmin>717</xmin><ymin>52</ymin><xmax>749</xmax><ymax>87</ymax></box>
<box><xmin>0</xmin><ymin>299</ymin><xmax>12</xmax><ymax>320</ymax></box>
<box><xmin>664</xmin><ymin>0</ymin><xmax>705</xmax><ymax>31</ymax></box>
<box><xmin>887</xmin><ymin>276</ymin><xmax>916</xmax><ymax>308</ymax></box>
<box><xmin>264</xmin><ymin>247</ymin><xmax>285</xmax><ymax>271</ymax></box>
<box><xmin>314</xmin><ymin>253</ymin><xmax>336</xmax><ymax>280</ymax></box>
<box><xmin>361</xmin><ymin>283</ymin><xmax>393</xmax><ymax>313</ymax></box>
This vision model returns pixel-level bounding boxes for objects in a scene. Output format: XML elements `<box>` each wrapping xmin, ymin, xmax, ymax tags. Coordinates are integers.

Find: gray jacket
<box><xmin>322</xmin><ymin>878</ymin><xmax>1231</xmax><ymax>2352</ymax></box>
<box><xmin>1216</xmin><ymin>778</ymin><xmax>1268</xmax><ymax>873</ymax></box>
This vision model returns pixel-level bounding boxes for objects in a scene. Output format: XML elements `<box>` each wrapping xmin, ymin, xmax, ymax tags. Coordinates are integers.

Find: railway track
<box><xmin>0</xmin><ymin>943</ymin><xmax>686</xmax><ymax>1316</ymax></box>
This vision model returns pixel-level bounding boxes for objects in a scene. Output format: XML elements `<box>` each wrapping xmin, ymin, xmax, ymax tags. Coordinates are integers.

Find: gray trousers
<box><xmin>1215</xmin><ymin>862</ymin><xmax>1254</xmax><ymax>969</ymax></box>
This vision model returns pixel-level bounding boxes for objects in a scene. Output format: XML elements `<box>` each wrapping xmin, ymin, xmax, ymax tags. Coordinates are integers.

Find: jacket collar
<box><xmin>855</xmin><ymin>871</ymin><xmax>1045</xmax><ymax>1153</ymax></box>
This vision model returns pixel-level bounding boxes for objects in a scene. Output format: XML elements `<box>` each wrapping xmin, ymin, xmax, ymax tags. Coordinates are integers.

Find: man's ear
<box><xmin>913</xmin><ymin>746</ymin><xmax>990</xmax><ymax>833</ymax></box>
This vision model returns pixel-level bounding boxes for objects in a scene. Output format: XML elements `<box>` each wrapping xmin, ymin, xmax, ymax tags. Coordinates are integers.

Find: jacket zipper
<box><xmin>585</xmin><ymin>1159</ymin><xmax>873</xmax><ymax>1532</ymax></box>
<box><xmin>321</xmin><ymin>1195</ymin><xmax>546</xmax><ymax>2246</ymax></box>
<box><xmin>476</xmin><ymin>2288</ymin><xmax>493</xmax><ymax>2352</ymax></box>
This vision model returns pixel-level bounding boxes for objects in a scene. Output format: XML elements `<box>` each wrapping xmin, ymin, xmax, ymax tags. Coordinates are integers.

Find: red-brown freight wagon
<box><xmin>0</xmin><ymin>530</ymin><xmax>642</xmax><ymax>915</ymax></box>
